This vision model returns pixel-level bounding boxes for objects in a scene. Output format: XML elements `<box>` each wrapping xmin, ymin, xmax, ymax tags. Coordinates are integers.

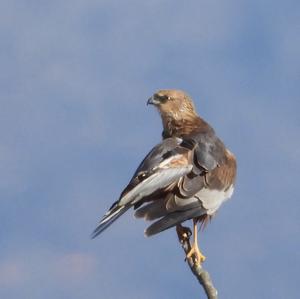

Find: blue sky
<box><xmin>0</xmin><ymin>1</ymin><xmax>299</xmax><ymax>298</ymax></box>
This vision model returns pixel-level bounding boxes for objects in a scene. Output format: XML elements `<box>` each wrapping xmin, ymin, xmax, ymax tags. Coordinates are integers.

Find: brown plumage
<box><xmin>92</xmin><ymin>89</ymin><xmax>237</xmax><ymax>264</ymax></box>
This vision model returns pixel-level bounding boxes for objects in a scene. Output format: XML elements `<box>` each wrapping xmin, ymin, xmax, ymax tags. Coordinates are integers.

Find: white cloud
<box><xmin>0</xmin><ymin>260</ymin><xmax>26</xmax><ymax>287</ymax></box>
<box><xmin>53</xmin><ymin>253</ymin><xmax>96</xmax><ymax>282</ymax></box>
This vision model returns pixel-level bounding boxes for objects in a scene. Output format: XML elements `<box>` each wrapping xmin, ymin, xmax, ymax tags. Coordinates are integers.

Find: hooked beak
<box><xmin>147</xmin><ymin>96</ymin><xmax>160</xmax><ymax>106</ymax></box>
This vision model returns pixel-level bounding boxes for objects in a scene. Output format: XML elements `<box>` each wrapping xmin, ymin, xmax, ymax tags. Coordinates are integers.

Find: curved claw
<box><xmin>176</xmin><ymin>225</ymin><xmax>192</xmax><ymax>243</ymax></box>
<box><xmin>186</xmin><ymin>243</ymin><xmax>206</xmax><ymax>265</ymax></box>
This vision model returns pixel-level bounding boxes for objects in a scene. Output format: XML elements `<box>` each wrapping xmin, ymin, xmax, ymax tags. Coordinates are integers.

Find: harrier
<box><xmin>92</xmin><ymin>90</ymin><xmax>237</xmax><ymax>264</ymax></box>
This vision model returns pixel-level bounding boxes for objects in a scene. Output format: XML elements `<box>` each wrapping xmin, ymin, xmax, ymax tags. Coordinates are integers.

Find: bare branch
<box><xmin>176</xmin><ymin>225</ymin><xmax>218</xmax><ymax>299</ymax></box>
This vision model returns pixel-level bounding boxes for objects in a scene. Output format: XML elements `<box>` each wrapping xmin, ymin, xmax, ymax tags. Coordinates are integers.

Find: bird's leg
<box><xmin>186</xmin><ymin>220</ymin><xmax>206</xmax><ymax>265</ymax></box>
<box><xmin>176</xmin><ymin>224</ymin><xmax>192</xmax><ymax>243</ymax></box>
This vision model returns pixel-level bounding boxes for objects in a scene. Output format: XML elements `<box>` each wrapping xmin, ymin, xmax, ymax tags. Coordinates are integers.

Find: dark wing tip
<box><xmin>90</xmin><ymin>222</ymin><xmax>109</xmax><ymax>239</ymax></box>
<box><xmin>91</xmin><ymin>205</ymin><xmax>130</xmax><ymax>239</ymax></box>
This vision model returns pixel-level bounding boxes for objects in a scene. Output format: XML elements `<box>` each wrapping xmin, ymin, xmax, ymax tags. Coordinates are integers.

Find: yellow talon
<box><xmin>186</xmin><ymin>220</ymin><xmax>206</xmax><ymax>265</ymax></box>
<box><xmin>186</xmin><ymin>243</ymin><xmax>206</xmax><ymax>264</ymax></box>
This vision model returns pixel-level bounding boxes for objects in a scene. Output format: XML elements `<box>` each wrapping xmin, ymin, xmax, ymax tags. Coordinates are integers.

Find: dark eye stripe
<box><xmin>157</xmin><ymin>95</ymin><xmax>170</xmax><ymax>103</ymax></box>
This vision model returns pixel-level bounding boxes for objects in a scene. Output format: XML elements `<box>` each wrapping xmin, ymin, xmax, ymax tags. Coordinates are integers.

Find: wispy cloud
<box><xmin>0</xmin><ymin>259</ymin><xmax>26</xmax><ymax>287</ymax></box>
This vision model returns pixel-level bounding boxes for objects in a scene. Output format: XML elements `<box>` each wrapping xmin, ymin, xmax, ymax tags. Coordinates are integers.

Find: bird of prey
<box><xmin>92</xmin><ymin>90</ymin><xmax>237</xmax><ymax>264</ymax></box>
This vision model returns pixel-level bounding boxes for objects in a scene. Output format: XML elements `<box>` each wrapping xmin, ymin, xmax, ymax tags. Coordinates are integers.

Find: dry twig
<box><xmin>176</xmin><ymin>225</ymin><xmax>218</xmax><ymax>299</ymax></box>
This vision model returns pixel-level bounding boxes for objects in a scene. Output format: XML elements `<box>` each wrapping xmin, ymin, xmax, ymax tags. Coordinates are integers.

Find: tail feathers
<box><xmin>91</xmin><ymin>205</ymin><xmax>130</xmax><ymax>239</ymax></box>
<box><xmin>145</xmin><ymin>208</ymin><xmax>206</xmax><ymax>237</ymax></box>
<box><xmin>134</xmin><ymin>198</ymin><xmax>167</xmax><ymax>221</ymax></box>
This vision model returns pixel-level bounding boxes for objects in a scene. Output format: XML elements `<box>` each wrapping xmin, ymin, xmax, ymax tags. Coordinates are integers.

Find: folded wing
<box><xmin>92</xmin><ymin>130</ymin><xmax>236</xmax><ymax>238</ymax></box>
<box><xmin>91</xmin><ymin>137</ymin><xmax>194</xmax><ymax>238</ymax></box>
<box><xmin>134</xmin><ymin>131</ymin><xmax>236</xmax><ymax>236</ymax></box>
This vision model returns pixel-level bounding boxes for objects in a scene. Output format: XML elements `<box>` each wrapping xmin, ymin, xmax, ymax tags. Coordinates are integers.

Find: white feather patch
<box><xmin>119</xmin><ymin>165</ymin><xmax>192</xmax><ymax>206</ymax></box>
<box><xmin>100</xmin><ymin>206</ymin><xmax>125</xmax><ymax>224</ymax></box>
<box><xmin>196</xmin><ymin>185</ymin><xmax>234</xmax><ymax>214</ymax></box>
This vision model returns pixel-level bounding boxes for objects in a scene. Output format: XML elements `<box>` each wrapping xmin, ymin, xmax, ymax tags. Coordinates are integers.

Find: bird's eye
<box><xmin>157</xmin><ymin>95</ymin><xmax>169</xmax><ymax>103</ymax></box>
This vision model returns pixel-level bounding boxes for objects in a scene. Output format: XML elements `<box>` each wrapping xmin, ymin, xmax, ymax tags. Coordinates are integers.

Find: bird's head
<box><xmin>147</xmin><ymin>89</ymin><xmax>197</xmax><ymax>122</ymax></box>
